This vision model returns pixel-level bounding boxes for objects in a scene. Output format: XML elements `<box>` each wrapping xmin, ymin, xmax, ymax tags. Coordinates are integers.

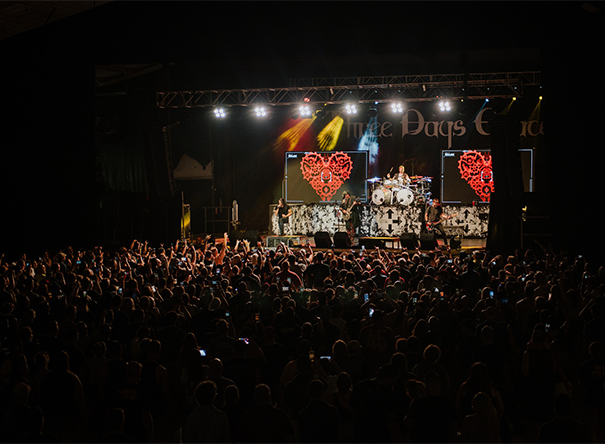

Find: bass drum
<box><xmin>395</xmin><ymin>187</ymin><xmax>414</xmax><ymax>206</ymax></box>
<box><xmin>372</xmin><ymin>187</ymin><xmax>391</xmax><ymax>205</ymax></box>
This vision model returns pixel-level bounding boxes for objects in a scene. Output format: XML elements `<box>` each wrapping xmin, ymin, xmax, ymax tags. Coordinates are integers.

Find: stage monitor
<box><xmin>441</xmin><ymin>149</ymin><xmax>534</xmax><ymax>204</ymax></box>
<box><xmin>285</xmin><ymin>151</ymin><xmax>368</xmax><ymax>204</ymax></box>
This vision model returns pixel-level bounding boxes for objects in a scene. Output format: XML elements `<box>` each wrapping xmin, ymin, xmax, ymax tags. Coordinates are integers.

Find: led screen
<box><xmin>441</xmin><ymin>149</ymin><xmax>533</xmax><ymax>204</ymax></box>
<box><xmin>285</xmin><ymin>151</ymin><xmax>368</xmax><ymax>204</ymax></box>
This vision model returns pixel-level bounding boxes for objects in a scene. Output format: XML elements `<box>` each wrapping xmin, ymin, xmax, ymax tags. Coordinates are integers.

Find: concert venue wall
<box><xmin>169</xmin><ymin>97</ymin><xmax>544</xmax><ymax>236</ymax></box>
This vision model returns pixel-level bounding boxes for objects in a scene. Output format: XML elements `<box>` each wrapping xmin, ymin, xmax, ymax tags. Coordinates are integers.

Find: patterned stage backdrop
<box><xmin>270</xmin><ymin>204</ymin><xmax>489</xmax><ymax>238</ymax></box>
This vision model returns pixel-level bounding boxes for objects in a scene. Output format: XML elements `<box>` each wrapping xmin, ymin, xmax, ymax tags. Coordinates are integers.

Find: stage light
<box><xmin>214</xmin><ymin>108</ymin><xmax>226</xmax><ymax>118</ymax></box>
<box><xmin>317</xmin><ymin>115</ymin><xmax>344</xmax><ymax>151</ymax></box>
<box><xmin>345</xmin><ymin>103</ymin><xmax>357</xmax><ymax>114</ymax></box>
<box><xmin>391</xmin><ymin>102</ymin><xmax>404</xmax><ymax>113</ymax></box>
<box><xmin>254</xmin><ymin>106</ymin><xmax>267</xmax><ymax>117</ymax></box>
<box><xmin>539</xmin><ymin>96</ymin><xmax>543</xmax><ymax>100</ymax></box>
<box><xmin>438</xmin><ymin>100</ymin><xmax>451</xmax><ymax>112</ymax></box>
<box><xmin>274</xmin><ymin>115</ymin><xmax>316</xmax><ymax>151</ymax></box>
<box><xmin>299</xmin><ymin>105</ymin><xmax>312</xmax><ymax>117</ymax></box>
<box><xmin>512</xmin><ymin>97</ymin><xmax>517</xmax><ymax>101</ymax></box>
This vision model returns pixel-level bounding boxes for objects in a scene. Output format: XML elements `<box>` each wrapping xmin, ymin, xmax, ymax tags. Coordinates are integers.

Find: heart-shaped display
<box><xmin>458</xmin><ymin>150</ymin><xmax>494</xmax><ymax>202</ymax></box>
<box><xmin>300</xmin><ymin>152</ymin><xmax>353</xmax><ymax>201</ymax></box>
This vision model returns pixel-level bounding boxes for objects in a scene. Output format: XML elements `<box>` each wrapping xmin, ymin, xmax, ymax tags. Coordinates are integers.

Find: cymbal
<box><xmin>367</xmin><ymin>177</ymin><xmax>381</xmax><ymax>183</ymax></box>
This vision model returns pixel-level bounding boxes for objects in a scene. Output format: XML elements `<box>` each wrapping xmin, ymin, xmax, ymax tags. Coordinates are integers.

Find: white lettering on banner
<box><xmin>425</xmin><ymin>121</ymin><xmax>439</xmax><ymax>138</ymax></box>
<box><xmin>381</xmin><ymin>121</ymin><xmax>392</xmax><ymax>137</ymax></box>
<box><xmin>474</xmin><ymin>108</ymin><xmax>491</xmax><ymax>136</ymax></box>
<box><xmin>520</xmin><ymin>120</ymin><xmax>544</xmax><ymax>137</ymax></box>
<box><xmin>401</xmin><ymin>109</ymin><xmax>424</xmax><ymax>137</ymax></box>
<box><xmin>345</xmin><ymin>108</ymin><xmax>542</xmax><ymax>148</ymax></box>
<box><xmin>401</xmin><ymin>110</ymin><xmax>466</xmax><ymax>148</ymax></box>
<box><xmin>346</xmin><ymin>120</ymin><xmax>393</xmax><ymax>138</ymax></box>
<box><xmin>348</xmin><ymin>122</ymin><xmax>365</xmax><ymax>139</ymax></box>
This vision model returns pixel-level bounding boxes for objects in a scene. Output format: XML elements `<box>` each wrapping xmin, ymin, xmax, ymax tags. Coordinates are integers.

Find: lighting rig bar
<box><xmin>156</xmin><ymin>71</ymin><xmax>540</xmax><ymax>109</ymax></box>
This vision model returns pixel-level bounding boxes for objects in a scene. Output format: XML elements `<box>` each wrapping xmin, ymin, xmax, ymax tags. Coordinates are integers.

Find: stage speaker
<box><xmin>333</xmin><ymin>232</ymin><xmax>351</xmax><ymax>248</ymax></box>
<box><xmin>400</xmin><ymin>233</ymin><xmax>419</xmax><ymax>250</ymax></box>
<box><xmin>314</xmin><ymin>232</ymin><xmax>332</xmax><ymax>248</ymax></box>
<box><xmin>419</xmin><ymin>233</ymin><xmax>436</xmax><ymax>250</ymax></box>
<box><xmin>360</xmin><ymin>238</ymin><xmax>385</xmax><ymax>249</ymax></box>
<box><xmin>450</xmin><ymin>235</ymin><xmax>462</xmax><ymax>250</ymax></box>
<box><xmin>267</xmin><ymin>236</ymin><xmax>297</xmax><ymax>248</ymax></box>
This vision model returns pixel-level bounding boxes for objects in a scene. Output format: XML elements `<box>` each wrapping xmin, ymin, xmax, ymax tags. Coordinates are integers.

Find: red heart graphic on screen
<box><xmin>458</xmin><ymin>150</ymin><xmax>494</xmax><ymax>202</ymax></box>
<box><xmin>300</xmin><ymin>152</ymin><xmax>353</xmax><ymax>201</ymax></box>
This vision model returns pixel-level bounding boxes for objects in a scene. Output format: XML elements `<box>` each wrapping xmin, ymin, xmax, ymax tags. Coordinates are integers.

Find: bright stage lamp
<box><xmin>391</xmin><ymin>102</ymin><xmax>403</xmax><ymax>113</ymax></box>
<box><xmin>438</xmin><ymin>100</ymin><xmax>451</xmax><ymax>112</ymax></box>
<box><xmin>345</xmin><ymin>103</ymin><xmax>357</xmax><ymax>114</ymax></box>
<box><xmin>214</xmin><ymin>108</ymin><xmax>226</xmax><ymax>118</ymax></box>
<box><xmin>299</xmin><ymin>105</ymin><xmax>312</xmax><ymax>117</ymax></box>
<box><xmin>255</xmin><ymin>106</ymin><xmax>267</xmax><ymax>117</ymax></box>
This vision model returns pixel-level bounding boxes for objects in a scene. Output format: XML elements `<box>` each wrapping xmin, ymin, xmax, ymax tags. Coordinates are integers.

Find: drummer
<box><xmin>387</xmin><ymin>165</ymin><xmax>410</xmax><ymax>187</ymax></box>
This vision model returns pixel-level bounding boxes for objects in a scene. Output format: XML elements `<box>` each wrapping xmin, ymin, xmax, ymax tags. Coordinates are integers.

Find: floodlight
<box><xmin>299</xmin><ymin>105</ymin><xmax>312</xmax><ymax>117</ymax></box>
<box><xmin>345</xmin><ymin>103</ymin><xmax>357</xmax><ymax>114</ymax></box>
<box><xmin>391</xmin><ymin>102</ymin><xmax>404</xmax><ymax>113</ymax></box>
<box><xmin>214</xmin><ymin>108</ymin><xmax>226</xmax><ymax>118</ymax></box>
<box><xmin>255</xmin><ymin>106</ymin><xmax>267</xmax><ymax>117</ymax></box>
<box><xmin>438</xmin><ymin>100</ymin><xmax>451</xmax><ymax>112</ymax></box>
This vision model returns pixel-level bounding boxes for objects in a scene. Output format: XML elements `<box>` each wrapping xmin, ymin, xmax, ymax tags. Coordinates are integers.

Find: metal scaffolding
<box><xmin>156</xmin><ymin>71</ymin><xmax>541</xmax><ymax>109</ymax></box>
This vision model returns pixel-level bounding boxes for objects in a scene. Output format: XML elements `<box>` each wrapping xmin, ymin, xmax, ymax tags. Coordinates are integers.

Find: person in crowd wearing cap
<box><xmin>340</xmin><ymin>191</ymin><xmax>361</xmax><ymax>246</ymax></box>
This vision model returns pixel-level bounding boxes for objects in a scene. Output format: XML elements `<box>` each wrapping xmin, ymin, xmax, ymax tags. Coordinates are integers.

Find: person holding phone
<box><xmin>275</xmin><ymin>260</ymin><xmax>302</xmax><ymax>291</ymax></box>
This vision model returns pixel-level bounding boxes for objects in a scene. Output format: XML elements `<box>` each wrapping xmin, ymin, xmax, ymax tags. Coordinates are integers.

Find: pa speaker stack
<box><xmin>400</xmin><ymin>233</ymin><xmax>419</xmax><ymax>250</ymax></box>
<box><xmin>419</xmin><ymin>232</ymin><xmax>437</xmax><ymax>250</ymax></box>
<box><xmin>359</xmin><ymin>238</ymin><xmax>385</xmax><ymax>249</ymax></box>
<box><xmin>314</xmin><ymin>232</ymin><xmax>332</xmax><ymax>248</ymax></box>
<box><xmin>333</xmin><ymin>232</ymin><xmax>351</xmax><ymax>248</ymax></box>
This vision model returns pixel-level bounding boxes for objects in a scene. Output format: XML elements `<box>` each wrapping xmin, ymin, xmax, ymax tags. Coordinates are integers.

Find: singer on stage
<box><xmin>275</xmin><ymin>198</ymin><xmax>292</xmax><ymax>236</ymax></box>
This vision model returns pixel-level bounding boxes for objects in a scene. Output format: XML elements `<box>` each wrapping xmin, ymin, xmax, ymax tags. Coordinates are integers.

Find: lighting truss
<box><xmin>156</xmin><ymin>71</ymin><xmax>540</xmax><ymax>109</ymax></box>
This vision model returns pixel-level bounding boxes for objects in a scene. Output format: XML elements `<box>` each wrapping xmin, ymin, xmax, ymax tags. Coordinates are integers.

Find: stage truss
<box><xmin>157</xmin><ymin>72</ymin><xmax>541</xmax><ymax>109</ymax></box>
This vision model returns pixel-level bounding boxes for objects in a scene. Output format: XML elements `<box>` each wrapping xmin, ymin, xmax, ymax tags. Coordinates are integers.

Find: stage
<box><xmin>269</xmin><ymin>202</ymin><xmax>490</xmax><ymax>239</ymax></box>
<box><xmin>262</xmin><ymin>234</ymin><xmax>486</xmax><ymax>254</ymax></box>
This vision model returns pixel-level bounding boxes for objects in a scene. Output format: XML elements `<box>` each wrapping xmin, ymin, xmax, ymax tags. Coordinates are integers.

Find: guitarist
<box><xmin>425</xmin><ymin>198</ymin><xmax>451</xmax><ymax>247</ymax></box>
<box><xmin>340</xmin><ymin>191</ymin><xmax>360</xmax><ymax>246</ymax></box>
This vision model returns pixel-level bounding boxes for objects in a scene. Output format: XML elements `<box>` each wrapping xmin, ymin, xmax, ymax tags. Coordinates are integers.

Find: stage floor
<box><xmin>261</xmin><ymin>234</ymin><xmax>486</xmax><ymax>254</ymax></box>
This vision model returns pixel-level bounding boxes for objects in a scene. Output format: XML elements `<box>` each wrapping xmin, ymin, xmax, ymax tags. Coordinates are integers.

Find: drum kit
<box><xmin>368</xmin><ymin>175</ymin><xmax>433</xmax><ymax>206</ymax></box>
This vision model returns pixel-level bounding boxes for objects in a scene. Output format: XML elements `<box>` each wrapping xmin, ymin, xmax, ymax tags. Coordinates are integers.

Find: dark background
<box><xmin>0</xmin><ymin>2</ymin><xmax>603</xmax><ymax>258</ymax></box>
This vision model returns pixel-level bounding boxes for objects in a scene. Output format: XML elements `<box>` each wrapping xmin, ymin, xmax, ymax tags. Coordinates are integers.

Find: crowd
<box><xmin>0</xmin><ymin>233</ymin><xmax>603</xmax><ymax>443</ymax></box>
